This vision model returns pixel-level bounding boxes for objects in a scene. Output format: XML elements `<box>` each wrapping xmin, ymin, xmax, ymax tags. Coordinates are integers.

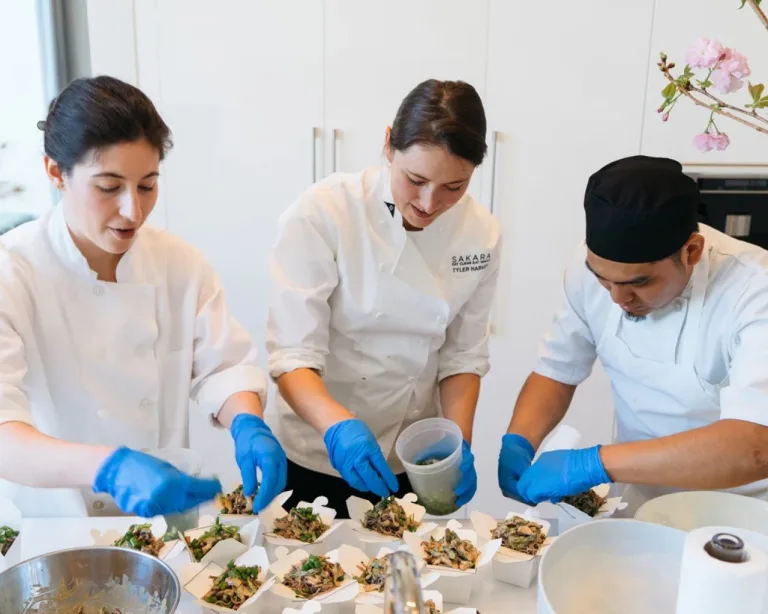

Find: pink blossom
<box><xmin>710</xmin><ymin>132</ymin><xmax>730</xmax><ymax>150</ymax></box>
<box><xmin>694</xmin><ymin>132</ymin><xmax>714</xmax><ymax>152</ymax></box>
<box><xmin>686</xmin><ymin>38</ymin><xmax>724</xmax><ymax>69</ymax></box>
<box><xmin>662</xmin><ymin>112</ymin><xmax>670</xmax><ymax>122</ymax></box>
<box><xmin>711</xmin><ymin>48</ymin><xmax>751</xmax><ymax>94</ymax></box>
<box><xmin>693</xmin><ymin>131</ymin><xmax>730</xmax><ymax>152</ymax></box>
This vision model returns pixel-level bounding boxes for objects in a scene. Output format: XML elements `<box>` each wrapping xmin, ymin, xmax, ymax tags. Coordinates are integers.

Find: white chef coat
<box><xmin>535</xmin><ymin>223</ymin><xmax>768</xmax><ymax>507</ymax></box>
<box><xmin>267</xmin><ymin>165</ymin><xmax>501</xmax><ymax>475</ymax></box>
<box><xmin>0</xmin><ymin>204</ymin><xmax>266</xmax><ymax>517</ymax></box>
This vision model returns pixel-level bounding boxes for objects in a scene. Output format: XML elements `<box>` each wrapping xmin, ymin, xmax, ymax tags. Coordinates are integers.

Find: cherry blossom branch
<box><xmin>746</xmin><ymin>0</ymin><xmax>768</xmax><ymax>31</ymax></box>
<box><xmin>659</xmin><ymin>61</ymin><xmax>768</xmax><ymax>131</ymax></box>
<box><xmin>664</xmin><ymin>75</ymin><xmax>768</xmax><ymax>137</ymax></box>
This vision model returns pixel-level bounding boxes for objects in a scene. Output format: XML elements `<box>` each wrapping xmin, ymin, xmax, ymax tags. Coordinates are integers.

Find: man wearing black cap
<box><xmin>498</xmin><ymin>155</ymin><xmax>768</xmax><ymax>512</ymax></box>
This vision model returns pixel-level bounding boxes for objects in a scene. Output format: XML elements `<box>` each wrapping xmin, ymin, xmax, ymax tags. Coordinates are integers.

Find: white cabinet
<box><xmin>468</xmin><ymin>0</ymin><xmax>657</xmax><ymax>517</ymax></box>
<box><xmin>131</xmin><ymin>0</ymin><xmax>323</xmax><ymax>348</ymax></box>
<box><xmin>322</xmin><ymin>0</ymin><xmax>490</xmax><ymax>199</ymax></box>
<box><xmin>129</xmin><ymin>0</ymin><xmax>324</xmax><ymax>485</ymax></box>
<box><xmin>641</xmin><ymin>0</ymin><xmax>768</xmax><ymax>164</ymax></box>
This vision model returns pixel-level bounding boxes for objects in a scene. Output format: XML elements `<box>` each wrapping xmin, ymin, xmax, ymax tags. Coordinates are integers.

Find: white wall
<box><xmin>83</xmin><ymin>0</ymin><xmax>768</xmax><ymax>514</ymax></box>
<box><xmin>0</xmin><ymin>0</ymin><xmax>51</xmax><ymax>216</ymax></box>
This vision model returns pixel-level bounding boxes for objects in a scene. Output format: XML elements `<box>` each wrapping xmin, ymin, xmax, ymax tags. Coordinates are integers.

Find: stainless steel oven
<box><xmin>691</xmin><ymin>174</ymin><xmax>768</xmax><ymax>249</ymax></box>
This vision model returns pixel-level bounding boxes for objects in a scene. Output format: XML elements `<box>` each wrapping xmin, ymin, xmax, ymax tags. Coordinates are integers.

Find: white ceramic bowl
<box><xmin>634</xmin><ymin>491</ymin><xmax>768</xmax><ymax>536</ymax></box>
<box><xmin>538</xmin><ymin>519</ymin><xmax>687</xmax><ymax>614</ymax></box>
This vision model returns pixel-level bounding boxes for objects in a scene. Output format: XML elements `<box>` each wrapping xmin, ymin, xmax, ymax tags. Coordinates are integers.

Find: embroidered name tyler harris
<box><xmin>451</xmin><ymin>252</ymin><xmax>491</xmax><ymax>273</ymax></box>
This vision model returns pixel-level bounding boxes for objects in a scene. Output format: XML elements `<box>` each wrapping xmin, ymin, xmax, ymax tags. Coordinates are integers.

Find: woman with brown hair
<box><xmin>267</xmin><ymin>79</ymin><xmax>501</xmax><ymax>514</ymax></box>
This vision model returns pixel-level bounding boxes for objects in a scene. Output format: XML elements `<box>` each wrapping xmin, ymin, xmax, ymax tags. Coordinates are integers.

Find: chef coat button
<box><xmin>436</xmin><ymin>315</ymin><xmax>445</xmax><ymax>324</ymax></box>
<box><xmin>675</xmin><ymin>300</ymin><xmax>683</xmax><ymax>311</ymax></box>
<box><xmin>378</xmin><ymin>263</ymin><xmax>386</xmax><ymax>272</ymax></box>
<box><xmin>93</xmin><ymin>286</ymin><xmax>105</xmax><ymax>297</ymax></box>
<box><xmin>413</xmin><ymin>409</ymin><xmax>421</xmax><ymax>417</ymax></box>
<box><xmin>375</xmin><ymin>312</ymin><xmax>384</xmax><ymax>320</ymax></box>
<box><xmin>93</xmin><ymin>500</ymin><xmax>105</xmax><ymax>511</ymax></box>
<box><xmin>140</xmin><ymin>398</ymin><xmax>152</xmax><ymax>409</ymax></box>
<box><xmin>734</xmin><ymin>334</ymin><xmax>741</xmax><ymax>346</ymax></box>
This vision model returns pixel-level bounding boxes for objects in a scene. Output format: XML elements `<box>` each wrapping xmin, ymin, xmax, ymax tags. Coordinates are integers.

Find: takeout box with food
<box><xmin>184</xmin><ymin>545</ymin><xmax>275</xmax><ymax>612</ymax></box>
<box><xmin>0</xmin><ymin>499</ymin><xmax>21</xmax><ymax>571</ymax></box>
<box><xmin>347</xmin><ymin>494</ymin><xmax>437</xmax><ymax>555</ymax></box>
<box><xmin>356</xmin><ymin>590</ymin><xmax>477</xmax><ymax>614</ymax></box>
<box><xmin>524</xmin><ymin>426</ymin><xmax>626</xmax><ymax>534</ymax></box>
<box><xmin>470</xmin><ymin>510</ymin><xmax>554</xmax><ymax>588</ymax></box>
<box><xmin>529</xmin><ymin>483</ymin><xmax>627</xmax><ymax>535</ymax></box>
<box><xmin>343</xmin><ymin>544</ymin><xmax>439</xmax><ymax>607</ymax></box>
<box><xmin>17</xmin><ymin>514</ymin><xmax>182</xmax><ymax>564</ymax></box>
<box><xmin>283</xmin><ymin>601</ymin><xmax>322</xmax><ymax>614</ymax></box>
<box><xmin>260</xmin><ymin>491</ymin><xmax>344</xmax><ymax>556</ymax></box>
<box><xmin>217</xmin><ymin>482</ymin><xmax>260</xmax><ymax>528</ymax></box>
<box><xmin>182</xmin><ymin>514</ymin><xmax>262</xmax><ymax>567</ymax></box>
<box><xmin>402</xmin><ymin>520</ymin><xmax>500</xmax><ymax>605</ymax></box>
<box><xmin>269</xmin><ymin>546</ymin><xmax>360</xmax><ymax>614</ymax></box>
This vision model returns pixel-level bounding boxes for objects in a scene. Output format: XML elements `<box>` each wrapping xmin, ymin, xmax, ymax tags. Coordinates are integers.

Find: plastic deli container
<box><xmin>395</xmin><ymin>418</ymin><xmax>463</xmax><ymax>516</ymax></box>
<box><xmin>144</xmin><ymin>448</ymin><xmax>203</xmax><ymax>535</ymax></box>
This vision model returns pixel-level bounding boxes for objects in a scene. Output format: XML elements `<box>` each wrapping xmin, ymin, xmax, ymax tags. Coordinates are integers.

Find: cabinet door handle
<box><xmin>312</xmin><ymin>127</ymin><xmax>321</xmax><ymax>183</ymax></box>
<box><xmin>332</xmin><ymin>128</ymin><xmax>342</xmax><ymax>174</ymax></box>
<box><xmin>489</xmin><ymin>130</ymin><xmax>500</xmax><ymax>216</ymax></box>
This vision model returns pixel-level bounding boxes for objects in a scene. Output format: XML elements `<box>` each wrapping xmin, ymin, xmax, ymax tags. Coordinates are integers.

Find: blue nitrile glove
<box><xmin>516</xmin><ymin>445</ymin><xmax>612</xmax><ymax>505</ymax></box>
<box><xmin>230</xmin><ymin>414</ymin><xmax>288</xmax><ymax>512</ymax></box>
<box><xmin>497</xmin><ymin>434</ymin><xmax>536</xmax><ymax>501</ymax></box>
<box><xmin>414</xmin><ymin>439</ymin><xmax>477</xmax><ymax>507</ymax></box>
<box><xmin>324</xmin><ymin>419</ymin><xmax>399</xmax><ymax>498</ymax></box>
<box><xmin>93</xmin><ymin>447</ymin><xmax>222</xmax><ymax>517</ymax></box>
<box><xmin>456</xmin><ymin>440</ymin><xmax>477</xmax><ymax>507</ymax></box>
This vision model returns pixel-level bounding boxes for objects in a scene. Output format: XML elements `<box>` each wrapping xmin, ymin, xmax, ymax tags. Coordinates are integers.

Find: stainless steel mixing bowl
<box><xmin>0</xmin><ymin>546</ymin><xmax>180</xmax><ymax>613</ymax></box>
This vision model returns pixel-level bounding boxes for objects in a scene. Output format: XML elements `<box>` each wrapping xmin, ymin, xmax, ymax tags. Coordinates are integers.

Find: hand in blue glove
<box><xmin>230</xmin><ymin>414</ymin><xmax>288</xmax><ymax>512</ymax></box>
<box><xmin>324</xmin><ymin>419</ymin><xmax>398</xmax><ymax>498</ymax></box>
<box><xmin>497</xmin><ymin>434</ymin><xmax>535</xmax><ymax>501</ymax></box>
<box><xmin>516</xmin><ymin>445</ymin><xmax>612</xmax><ymax>505</ymax></box>
<box><xmin>456</xmin><ymin>441</ymin><xmax>477</xmax><ymax>507</ymax></box>
<box><xmin>93</xmin><ymin>447</ymin><xmax>222</xmax><ymax>517</ymax></box>
<box><xmin>414</xmin><ymin>439</ymin><xmax>477</xmax><ymax>507</ymax></box>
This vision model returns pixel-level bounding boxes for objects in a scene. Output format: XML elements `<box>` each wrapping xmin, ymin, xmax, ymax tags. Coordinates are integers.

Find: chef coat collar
<box><xmin>47</xmin><ymin>203</ymin><xmax>146</xmax><ymax>283</ymax></box>
<box><xmin>678</xmin><ymin>235</ymin><xmax>710</xmax><ymax>301</ymax></box>
<box><xmin>378</xmin><ymin>164</ymin><xmax>463</xmax><ymax>236</ymax></box>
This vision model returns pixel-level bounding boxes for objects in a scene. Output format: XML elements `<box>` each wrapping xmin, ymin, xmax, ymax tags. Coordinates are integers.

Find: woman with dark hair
<box><xmin>0</xmin><ymin>76</ymin><xmax>287</xmax><ymax>517</ymax></box>
<box><xmin>267</xmin><ymin>79</ymin><xmax>501</xmax><ymax>514</ymax></box>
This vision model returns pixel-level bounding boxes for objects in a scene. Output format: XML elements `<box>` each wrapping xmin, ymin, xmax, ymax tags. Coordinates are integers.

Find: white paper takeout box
<box><xmin>402</xmin><ymin>520</ymin><xmax>501</xmax><ymax>605</ymax></box>
<box><xmin>182</xmin><ymin>514</ymin><xmax>262</xmax><ymax>566</ymax></box>
<box><xmin>260</xmin><ymin>491</ymin><xmax>344</xmax><ymax>555</ymax></box>
<box><xmin>216</xmin><ymin>482</ymin><xmax>260</xmax><ymax>528</ymax></box>
<box><xmin>18</xmin><ymin>515</ymin><xmax>182</xmax><ymax>563</ymax></box>
<box><xmin>356</xmin><ymin>590</ymin><xmax>477</xmax><ymax>614</ymax></box>
<box><xmin>347</xmin><ymin>494</ymin><xmax>437</xmax><ymax>555</ymax></box>
<box><xmin>283</xmin><ymin>601</ymin><xmax>322</xmax><ymax>614</ymax></box>
<box><xmin>470</xmin><ymin>510</ymin><xmax>554</xmax><ymax>588</ymax></box>
<box><xmin>339</xmin><ymin>544</ymin><xmax>439</xmax><ymax>607</ymax></box>
<box><xmin>0</xmin><ymin>499</ymin><xmax>21</xmax><ymax>571</ymax></box>
<box><xmin>184</xmin><ymin>545</ymin><xmax>275</xmax><ymax>613</ymax></box>
<box><xmin>528</xmin><ymin>483</ymin><xmax>627</xmax><ymax>535</ymax></box>
<box><xmin>269</xmin><ymin>545</ymin><xmax>360</xmax><ymax>614</ymax></box>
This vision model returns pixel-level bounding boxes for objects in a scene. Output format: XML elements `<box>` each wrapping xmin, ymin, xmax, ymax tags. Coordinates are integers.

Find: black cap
<box><xmin>584</xmin><ymin>155</ymin><xmax>700</xmax><ymax>263</ymax></box>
